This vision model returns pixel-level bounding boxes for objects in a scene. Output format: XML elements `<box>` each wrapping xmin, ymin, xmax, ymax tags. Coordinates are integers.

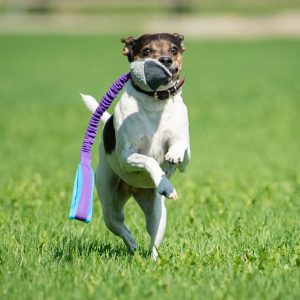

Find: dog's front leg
<box><xmin>119</xmin><ymin>148</ymin><xmax>178</xmax><ymax>200</ymax></box>
<box><xmin>165</xmin><ymin>139</ymin><xmax>189</xmax><ymax>166</ymax></box>
<box><xmin>178</xmin><ymin>147</ymin><xmax>191</xmax><ymax>172</ymax></box>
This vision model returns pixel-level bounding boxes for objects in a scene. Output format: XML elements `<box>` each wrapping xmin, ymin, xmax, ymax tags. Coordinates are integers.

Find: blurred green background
<box><xmin>2</xmin><ymin>0</ymin><xmax>300</xmax><ymax>14</ymax></box>
<box><xmin>0</xmin><ymin>1</ymin><xmax>300</xmax><ymax>299</ymax></box>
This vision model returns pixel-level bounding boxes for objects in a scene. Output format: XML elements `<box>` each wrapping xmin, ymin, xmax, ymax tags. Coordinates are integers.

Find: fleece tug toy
<box><xmin>69</xmin><ymin>59</ymin><xmax>172</xmax><ymax>223</ymax></box>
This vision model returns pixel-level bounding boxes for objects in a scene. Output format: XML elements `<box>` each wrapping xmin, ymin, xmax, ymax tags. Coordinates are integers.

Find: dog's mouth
<box><xmin>168</xmin><ymin>64</ymin><xmax>180</xmax><ymax>80</ymax></box>
<box><xmin>163</xmin><ymin>64</ymin><xmax>180</xmax><ymax>88</ymax></box>
<box><xmin>170</xmin><ymin>67</ymin><xmax>179</xmax><ymax>75</ymax></box>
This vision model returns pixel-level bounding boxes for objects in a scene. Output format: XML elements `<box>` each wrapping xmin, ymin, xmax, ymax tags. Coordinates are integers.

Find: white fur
<box><xmin>82</xmin><ymin>80</ymin><xmax>190</xmax><ymax>260</ymax></box>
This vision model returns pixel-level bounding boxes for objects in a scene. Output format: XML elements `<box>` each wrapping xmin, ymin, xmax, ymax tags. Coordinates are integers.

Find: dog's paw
<box><xmin>128</xmin><ymin>244</ymin><xmax>138</xmax><ymax>255</ymax></box>
<box><xmin>157</xmin><ymin>175</ymin><xmax>177</xmax><ymax>200</ymax></box>
<box><xmin>151</xmin><ymin>246</ymin><xmax>159</xmax><ymax>261</ymax></box>
<box><xmin>165</xmin><ymin>146</ymin><xmax>185</xmax><ymax>165</ymax></box>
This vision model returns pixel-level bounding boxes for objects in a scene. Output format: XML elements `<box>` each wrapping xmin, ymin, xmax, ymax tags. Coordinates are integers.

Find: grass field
<box><xmin>0</xmin><ymin>35</ymin><xmax>300</xmax><ymax>299</ymax></box>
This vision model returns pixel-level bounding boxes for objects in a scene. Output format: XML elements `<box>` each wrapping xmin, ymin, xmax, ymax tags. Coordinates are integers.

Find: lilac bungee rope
<box><xmin>69</xmin><ymin>72</ymin><xmax>131</xmax><ymax>223</ymax></box>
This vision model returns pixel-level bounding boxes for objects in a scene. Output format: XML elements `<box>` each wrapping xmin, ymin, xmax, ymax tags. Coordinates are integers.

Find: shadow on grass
<box><xmin>51</xmin><ymin>236</ymin><xmax>130</xmax><ymax>262</ymax></box>
<box><xmin>51</xmin><ymin>235</ymin><xmax>149</xmax><ymax>262</ymax></box>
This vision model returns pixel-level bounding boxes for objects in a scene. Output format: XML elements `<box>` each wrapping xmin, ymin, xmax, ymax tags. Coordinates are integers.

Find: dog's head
<box><xmin>121</xmin><ymin>33</ymin><xmax>185</xmax><ymax>84</ymax></box>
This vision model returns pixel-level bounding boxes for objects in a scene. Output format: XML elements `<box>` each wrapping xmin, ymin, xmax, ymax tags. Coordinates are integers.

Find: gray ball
<box><xmin>130</xmin><ymin>58</ymin><xmax>172</xmax><ymax>92</ymax></box>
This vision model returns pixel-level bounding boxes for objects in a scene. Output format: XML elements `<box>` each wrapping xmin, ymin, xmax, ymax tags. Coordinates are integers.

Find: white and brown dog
<box><xmin>81</xmin><ymin>33</ymin><xmax>190</xmax><ymax>260</ymax></box>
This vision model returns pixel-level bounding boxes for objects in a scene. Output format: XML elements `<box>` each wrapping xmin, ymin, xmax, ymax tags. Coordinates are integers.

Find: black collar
<box><xmin>131</xmin><ymin>78</ymin><xmax>185</xmax><ymax>101</ymax></box>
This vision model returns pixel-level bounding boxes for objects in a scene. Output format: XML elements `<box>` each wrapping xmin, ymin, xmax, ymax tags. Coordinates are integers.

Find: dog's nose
<box><xmin>158</xmin><ymin>56</ymin><xmax>173</xmax><ymax>67</ymax></box>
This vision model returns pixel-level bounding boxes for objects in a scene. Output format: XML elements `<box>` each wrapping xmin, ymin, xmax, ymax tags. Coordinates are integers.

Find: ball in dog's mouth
<box><xmin>130</xmin><ymin>58</ymin><xmax>173</xmax><ymax>91</ymax></box>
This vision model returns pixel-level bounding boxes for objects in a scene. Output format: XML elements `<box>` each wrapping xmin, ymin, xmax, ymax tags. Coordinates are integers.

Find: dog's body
<box><xmin>82</xmin><ymin>33</ymin><xmax>190</xmax><ymax>260</ymax></box>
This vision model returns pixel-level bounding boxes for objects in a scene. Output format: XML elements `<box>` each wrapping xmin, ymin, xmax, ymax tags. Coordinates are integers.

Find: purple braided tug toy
<box><xmin>69</xmin><ymin>73</ymin><xmax>131</xmax><ymax>223</ymax></box>
<box><xmin>69</xmin><ymin>58</ymin><xmax>173</xmax><ymax>223</ymax></box>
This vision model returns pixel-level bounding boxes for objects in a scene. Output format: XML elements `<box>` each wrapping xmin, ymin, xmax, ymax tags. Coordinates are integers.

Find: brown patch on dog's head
<box><xmin>121</xmin><ymin>33</ymin><xmax>186</xmax><ymax>80</ymax></box>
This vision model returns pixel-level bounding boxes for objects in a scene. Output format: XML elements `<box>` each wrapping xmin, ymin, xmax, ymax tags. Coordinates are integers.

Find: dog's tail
<box><xmin>80</xmin><ymin>93</ymin><xmax>111</xmax><ymax>124</ymax></box>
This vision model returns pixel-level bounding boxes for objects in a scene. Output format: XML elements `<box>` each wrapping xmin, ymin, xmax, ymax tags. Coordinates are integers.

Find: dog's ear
<box><xmin>121</xmin><ymin>36</ymin><xmax>136</xmax><ymax>62</ymax></box>
<box><xmin>173</xmin><ymin>33</ymin><xmax>186</xmax><ymax>52</ymax></box>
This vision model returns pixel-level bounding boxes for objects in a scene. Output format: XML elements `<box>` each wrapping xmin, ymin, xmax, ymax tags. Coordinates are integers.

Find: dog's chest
<box><xmin>114</xmin><ymin>88</ymin><xmax>185</xmax><ymax>164</ymax></box>
<box><xmin>135</xmin><ymin>128</ymin><xmax>171</xmax><ymax>162</ymax></box>
<box><xmin>116</xmin><ymin>109</ymin><xmax>176</xmax><ymax>163</ymax></box>
<box><xmin>125</xmin><ymin>109</ymin><xmax>174</xmax><ymax>161</ymax></box>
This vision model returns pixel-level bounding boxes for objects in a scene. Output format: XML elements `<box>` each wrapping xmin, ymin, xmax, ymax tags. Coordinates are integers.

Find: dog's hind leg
<box><xmin>95</xmin><ymin>144</ymin><xmax>137</xmax><ymax>254</ymax></box>
<box><xmin>133</xmin><ymin>188</ymin><xmax>167</xmax><ymax>261</ymax></box>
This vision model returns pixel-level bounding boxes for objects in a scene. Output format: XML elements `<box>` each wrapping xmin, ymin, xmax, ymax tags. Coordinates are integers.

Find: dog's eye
<box><xmin>171</xmin><ymin>46</ymin><xmax>179</xmax><ymax>55</ymax></box>
<box><xmin>143</xmin><ymin>48</ymin><xmax>152</xmax><ymax>56</ymax></box>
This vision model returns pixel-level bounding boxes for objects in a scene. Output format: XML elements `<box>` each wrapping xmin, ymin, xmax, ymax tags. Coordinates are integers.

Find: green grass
<box><xmin>0</xmin><ymin>35</ymin><xmax>300</xmax><ymax>299</ymax></box>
